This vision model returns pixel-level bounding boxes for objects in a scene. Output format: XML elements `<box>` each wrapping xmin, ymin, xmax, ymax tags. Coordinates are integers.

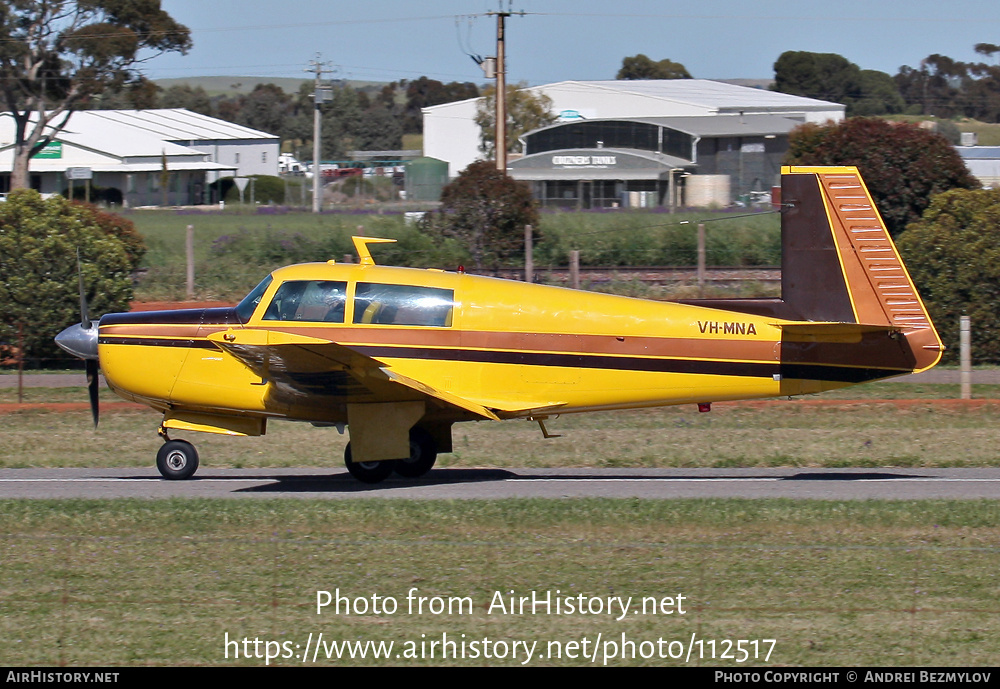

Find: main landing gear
<box><xmin>344</xmin><ymin>427</ymin><xmax>438</xmax><ymax>484</ymax></box>
<box><xmin>152</xmin><ymin>427</ymin><xmax>438</xmax><ymax>485</ymax></box>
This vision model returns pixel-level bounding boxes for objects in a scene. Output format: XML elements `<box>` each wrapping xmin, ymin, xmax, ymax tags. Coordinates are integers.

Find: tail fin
<box><xmin>682</xmin><ymin>165</ymin><xmax>943</xmax><ymax>373</ymax></box>
<box><xmin>780</xmin><ymin>166</ymin><xmax>942</xmax><ymax>372</ymax></box>
<box><xmin>781</xmin><ymin>166</ymin><xmax>926</xmax><ymax>329</ymax></box>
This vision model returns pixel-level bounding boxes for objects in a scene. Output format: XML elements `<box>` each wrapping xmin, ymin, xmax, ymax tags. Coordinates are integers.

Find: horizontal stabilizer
<box><xmin>777</xmin><ymin>322</ymin><xmax>898</xmax><ymax>343</ymax></box>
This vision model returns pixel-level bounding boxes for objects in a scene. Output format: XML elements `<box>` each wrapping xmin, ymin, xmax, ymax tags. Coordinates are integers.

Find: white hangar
<box><xmin>0</xmin><ymin>109</ymin><xmax>280</xmax><ymax>206</ymax></box>
<box><xmin>423</xmin><ymin>79</ymin><xmax>845</xmax><ymax>207</ymax></box>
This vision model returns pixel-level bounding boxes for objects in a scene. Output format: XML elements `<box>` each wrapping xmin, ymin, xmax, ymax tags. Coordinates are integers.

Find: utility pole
<box><xmin>493</xmin><ymin>10</ymin><xmax>507</xmax><ymax>172</ymax></box>
<box><xmin>307</xmin><ymin>55</ymin><xmax>334</xmax><ymax>213</ymax></box>
<box><xmin>481</xmin><ymin>7</ymin><xmax>524</xmax><ymax>173</ymax></box>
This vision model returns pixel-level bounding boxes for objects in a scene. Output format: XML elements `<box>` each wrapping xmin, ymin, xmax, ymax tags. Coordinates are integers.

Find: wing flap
<box><xmin>207</xmin><ymin>329</ymin><xmax>503</xmax><ymax>420</ymax></box>
<box><xmin>380</xmin><ymin>368</ymin><xmax>500</xmax><ymax>421</ymax></box>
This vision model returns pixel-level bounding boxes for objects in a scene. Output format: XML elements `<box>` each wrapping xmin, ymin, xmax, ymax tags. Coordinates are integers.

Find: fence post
<box><xmin>960</xmin><ymin>315</ymin><xmax>971</xmax><ymax>400</ymax></box>
<box><xmin>17</xmin><ymin>322</ymin><xmax>23</xmax><ymax>405</ymax></box>
<box><xmin>185</xmin><ymin>224</ymin><xmax>195</xmax><ymax>300</ymax></box>
<box><xmin>697</xmin><ymin>223</ymin><xmax>706</xmax><ymax>297</ymax></box>
<box><xmin>524</xmin><ymin>224</ymin><xmax>534</xmax><ymax>283</ymax></box>
<box><xmin>570</xmin><ymin>250</ymin><xmax>580</xmax><ymax>290</ymax></box>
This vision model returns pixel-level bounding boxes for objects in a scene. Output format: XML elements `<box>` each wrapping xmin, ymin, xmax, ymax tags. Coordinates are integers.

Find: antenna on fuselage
<box><xmin>352</xmin><ymin>236</ymin><xmax>396</xmax><ymax>266</ymax></box>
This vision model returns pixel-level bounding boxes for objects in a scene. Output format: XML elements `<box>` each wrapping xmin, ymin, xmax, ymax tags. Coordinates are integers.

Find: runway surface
<box><xmin>2</xmin><ymin>467</ymin><xmax>999</xmax><ymax>500</ymax></box>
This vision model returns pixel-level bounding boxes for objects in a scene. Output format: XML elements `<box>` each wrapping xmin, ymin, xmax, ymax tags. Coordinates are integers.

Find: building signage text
<box><xmin>34</xmin><ymin>141</ymin><xmax>63</xmax><ymax>159</ymax></box>
<box><xmin>551</xmin><ymin>155</ymin><xmax>617</xmax><ymax>167</ymax></box>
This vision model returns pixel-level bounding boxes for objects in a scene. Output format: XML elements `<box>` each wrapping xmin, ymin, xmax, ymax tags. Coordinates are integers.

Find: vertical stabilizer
<box><xmin>782</xmin><ymin>166</ymin><xmax>933</xmax><ymax>331</ymax></box>
<box><xmin>780</xmin><ymin>165</ymin><xmax>942</xmax><ymax>372</ymax></box>
<box><xmin>680</xmin><ymin>166</ymin><xmax>943</xmax><ymax>374</ymax></box>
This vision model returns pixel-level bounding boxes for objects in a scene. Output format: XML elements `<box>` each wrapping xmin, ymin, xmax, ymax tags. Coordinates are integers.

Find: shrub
<box><xmin>786</xmin><ymin>118</ymin><xmax>978</xmax><ymax>236</ymax></box>
<box><xmin>222</xmin><ymin>175</ymin><xmax>287</xmax><ymax>204</ymax></box>
<box><xmin>0</xmin><ymin>191</ymin><xmax>137</xmax><ymax>364</ymax></box>
<box><xmin>897</xmin><ymin>187</ymin><xmax>1000</xmax><ymax>362</ymax></box>
<box><xmin>422</xmin><ymin>160</ymin><xmax>538</xmax><ymax>271</ymax></box>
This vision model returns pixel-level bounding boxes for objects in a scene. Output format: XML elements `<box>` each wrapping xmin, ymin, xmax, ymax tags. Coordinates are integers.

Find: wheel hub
<box><xmin>166</xmin><ymin>451</ymin><xmax>187</xmax><ymax>470</ymax></box>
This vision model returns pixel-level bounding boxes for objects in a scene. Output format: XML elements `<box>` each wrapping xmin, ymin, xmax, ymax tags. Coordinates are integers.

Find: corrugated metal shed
<box><xmin>84</xmin><ymin>109</ymin><xmax>278</xmax><ymax>143</ymax></box>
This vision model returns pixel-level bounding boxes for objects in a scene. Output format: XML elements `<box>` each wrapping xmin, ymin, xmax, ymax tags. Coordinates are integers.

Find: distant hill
<box><xmin>153</xmin><ymin>76</ymin><xmax>390</xmax><ymax>97</ymax></box>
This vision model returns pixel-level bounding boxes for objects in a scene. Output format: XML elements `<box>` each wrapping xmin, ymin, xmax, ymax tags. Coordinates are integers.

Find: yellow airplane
<box><xmin>55</xmin><ymin>166</ymin><xmax>942</xmax><ymax>483</ymax></box>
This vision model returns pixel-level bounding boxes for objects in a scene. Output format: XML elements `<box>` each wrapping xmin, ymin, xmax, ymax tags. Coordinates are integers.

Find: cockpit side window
<box><xmin>262</xmin><ymin>280</ymin><xmax>348</xmax><ymax>323</ymax></box>
<box><xmin>235</xmin><ymin>275</ymin><xmax>273</xmax><ymax>323</ymax></box>
<box><xmin>353</xmin><ymin>283</ymin><xmax>454</xmax><ymax>327</ymax></box>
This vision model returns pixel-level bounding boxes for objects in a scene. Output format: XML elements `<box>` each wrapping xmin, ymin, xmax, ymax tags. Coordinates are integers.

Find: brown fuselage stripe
<box><xmin>100</xmin><ymin>336</ymin><xmax>218</xmax><ymax>349</ymax></box>
<box><xmin>101</xmin><ymin>323</ymin><xmax>917</xmax><ymax>371</ymax></box>
<box><xmin>99</xmin><ymin>335</ymin><xmax>905</xmax><ymax>383</ymax></box>
<box><xmin>352</xmin><ymin>345</ymin><xmax>903</xmax><ymax>384</ymax></box>
<box><xmin>101</xmin><ymin>323</ymin><xmax>779</xmax><ymax>362</ymax></box>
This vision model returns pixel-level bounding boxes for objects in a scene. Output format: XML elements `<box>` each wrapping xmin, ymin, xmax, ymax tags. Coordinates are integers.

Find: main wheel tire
<box><xmin>156</xmin><ymin>440</ymin><xmax>200</xmax><ymax>480</ymax></box>
<box><xmin>344</xmin><ymin>442</ymin><xmax>393</xmax><ymax>484</ymax></box>
<box><xmin>393</xmin><ymin>427</ymin><xmax>438</xmax><ymax>478</ymax></box>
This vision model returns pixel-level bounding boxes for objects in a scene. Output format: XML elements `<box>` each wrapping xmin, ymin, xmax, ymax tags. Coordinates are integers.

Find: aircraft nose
<box><xmin>55</xmin><ymin>322</ymin><xmax>99</xmax><ymax>360</ymax></box>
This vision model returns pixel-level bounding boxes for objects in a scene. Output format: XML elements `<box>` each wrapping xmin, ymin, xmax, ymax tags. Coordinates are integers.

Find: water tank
<box><xmin>686</xmin><ymin>175</ymin><xmax>731</xmax><ymax>207</ymax></box>
<box><xmin>404</xmin><ymin>157</ymin><xmax>449</xmax><ymax>201</ymax></box>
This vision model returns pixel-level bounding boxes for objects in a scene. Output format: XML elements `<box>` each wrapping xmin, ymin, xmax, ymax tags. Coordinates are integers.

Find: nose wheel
<box><xmin>156</xmin><ymin>439</ymin><xmax>200</xmax><ymax>480</ymax></box>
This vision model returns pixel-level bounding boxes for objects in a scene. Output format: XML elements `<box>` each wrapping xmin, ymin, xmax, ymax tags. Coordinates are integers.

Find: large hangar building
<box><xmin>423</xmin><ymin>79</ymin><xmax>844</xmax><ymax>208</ymax></box>
<box><xmin>0</xmin><ymin>108</ymin><xmax>279</xmax><ymax>206</ymax></box>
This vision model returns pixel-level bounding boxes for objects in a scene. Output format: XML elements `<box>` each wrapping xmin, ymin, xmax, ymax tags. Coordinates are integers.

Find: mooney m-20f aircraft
<box><xmin>56</xmin><ymin>166</ymin><xmax>942</xmax><ymax>483</ymax></box>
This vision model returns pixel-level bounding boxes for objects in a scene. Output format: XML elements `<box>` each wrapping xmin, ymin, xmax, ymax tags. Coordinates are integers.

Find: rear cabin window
<box><xmin>262</xmin><ymin>280</ymin><xmax>348</xmax><ymax>322</ymax></box>
<box><xmin>353</xmin><ymin>283</ymin><xmax>454</xmax><ymax>327</ymax></box>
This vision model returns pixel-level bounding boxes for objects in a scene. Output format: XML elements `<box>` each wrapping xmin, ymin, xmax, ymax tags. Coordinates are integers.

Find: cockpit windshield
<box><xmin>234</xmin><ymin>275</ymin><xmax>273</xmax><ymax>323</ymax></box>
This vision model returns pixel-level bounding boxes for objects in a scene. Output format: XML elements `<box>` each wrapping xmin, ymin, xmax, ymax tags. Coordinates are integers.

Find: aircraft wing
<box><xmin>206</xmin><ymin>329</ymin><xmax>502</xmax><ymax>420</ymax></box>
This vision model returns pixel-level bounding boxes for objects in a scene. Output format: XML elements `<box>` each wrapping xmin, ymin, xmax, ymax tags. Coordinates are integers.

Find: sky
<box><xmin>147</xmin><ymin>0</ymin><xmax>1000</xmax><ymax>86</ymax></box>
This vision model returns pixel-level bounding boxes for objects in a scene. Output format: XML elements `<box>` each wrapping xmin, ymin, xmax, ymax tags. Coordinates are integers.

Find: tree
<box><xmin>234</xmin><ymin>83</ymin><xmax>292</xmax><ymax>136</ymax></box>
<box><xmin>894</xmin><ymin>54</ymin><xmax>968</xmax><ymax>119</ymax></box>
<box><xmin>83</xmin><ymin>76</ymin><xmax>159</xmax><ymax>109</ymax></box>
<box><xmin>785</xmin><ymin>118</ymin><xmax>978</xmax><ymax>236</ymax></box>
<box><xmin>0</xmin><ymin>1</ymin><xmax>191</xmax><ymax>189</ymax></box>
<box><xmin>773</xmin><ymin>51</ymin><xmax>860</xmax><ymax>102</ymax></box>
<box><xmin>402</xmin><ymin>76</ymin><xmax>479</xmax><ymax>133</ymax></box>
<box><xmin>897</xmin><ymin>188</ymin><xmax>1000</xmax><ymax>362</ymax></box>
<box><xmin>893</xmin><ymin>47</ymin><xmax>1000</xmax><ymax>122</ymax></box>
<box><xmin>852</xmin><ymin>69</ymin><xmax>906</xmax><ymax>116</ymax></box>
<box><xmin>0</xmin><ymin>190</ymin><xmax>141</xmax><ymax>363</ymax></box>
<box><xmin>422</xmin><ymin>160</ymin><xmax>538</xmax><ymax>272</ymax></box>
<box><xmin>158</xmin><ymin>84</ymin><xmax>213</xmax><ymax>116</ymax></box>
<box><xmin>616</xmin><ymin>54</ymin><xmax>691</xmax><ymax>80</ymax></box>
<box><xmin>474</xmin><ymin>82</ymin><xmax>556</xmax><ymax>158</ymax></box>
<box><xmin>772</xmin><ymin>50</ymin><xmax>904</xmax><ymax>116</ymax></box>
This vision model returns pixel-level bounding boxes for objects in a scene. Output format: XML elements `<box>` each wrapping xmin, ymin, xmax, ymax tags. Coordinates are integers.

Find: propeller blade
<box><xmin>86</xmin><ymin>359</ymin><xmax>99</xmax><ymax>428</ymax></box>
<box><xmin>77</xmin><ymin>248</ymin><xmax>91</xmax><ymax>331</ymax></box>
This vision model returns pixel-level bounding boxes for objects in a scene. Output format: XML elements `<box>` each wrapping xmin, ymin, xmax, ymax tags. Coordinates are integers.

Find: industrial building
<box><xmin>0</xmin><ymin>109</ymin><xmax>280</xmax><ymax>206</ymax></box>
<box><xmin>423</xmin><ymin>79</ymin><xmax>844</xmax><ymax>207</ymax></box>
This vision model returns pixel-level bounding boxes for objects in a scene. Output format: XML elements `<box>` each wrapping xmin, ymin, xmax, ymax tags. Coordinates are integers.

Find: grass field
<box><xmin>1</xmin><ymin>499</ymin><xmax>998</xmax><ymax>666</ymax></box>
<box><xmin>3</xmin><ymin>383</ymin><xmax>1000</xmax><ymax>470</ymax></box>
<box><xmin>2</xmin><ymin>386</ymin><xmax>998</xmax><ymax>666</ymax></box>
<box><xmin>125</xmin><ymin>206</ymin><xmax>780</xmax><ymax>301</ymax></box>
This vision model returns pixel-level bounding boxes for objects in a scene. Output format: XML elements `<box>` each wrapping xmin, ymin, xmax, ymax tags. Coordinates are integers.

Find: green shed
<box><xmin>404</xmin><ymin>157</ymin><xmax>449</xmax><ymax>202</ymax></box>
